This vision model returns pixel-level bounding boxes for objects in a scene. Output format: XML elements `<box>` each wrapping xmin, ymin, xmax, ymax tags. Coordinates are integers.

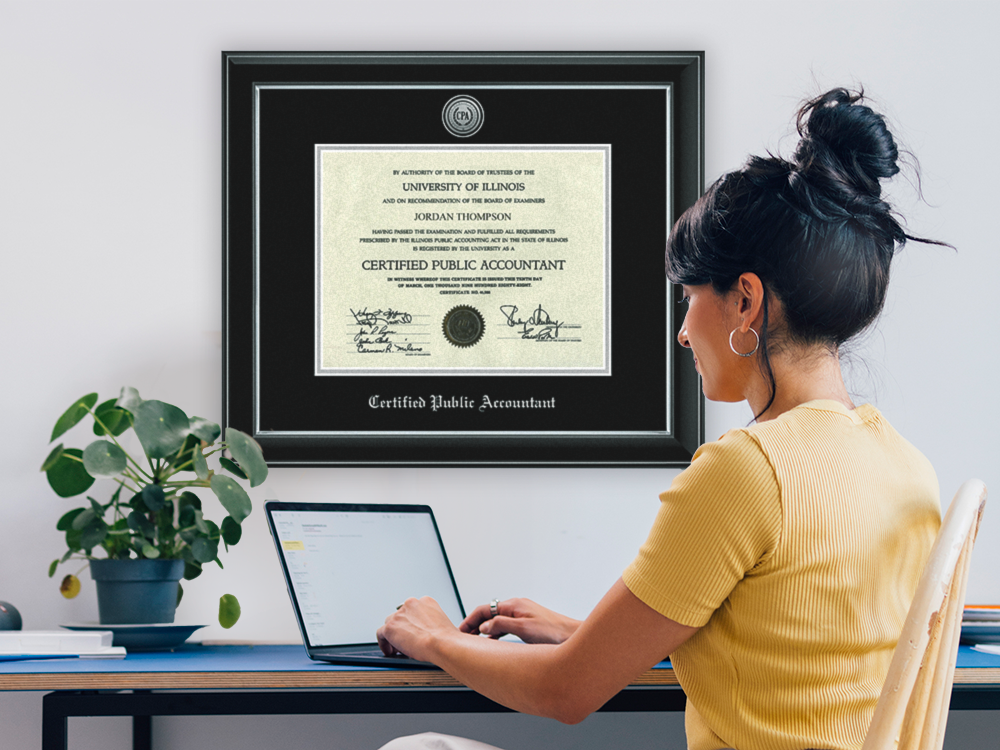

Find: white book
<box><xmin>0</xmin><ymin>630</ymin><xmax>125</xmax><ymax>658</ymax></box>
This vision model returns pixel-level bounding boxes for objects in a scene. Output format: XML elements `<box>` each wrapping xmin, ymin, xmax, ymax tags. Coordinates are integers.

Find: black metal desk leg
<box><xmin>133</xmin><ymin>715</ymin><xmax>152</xmax><ymax>750</ymax></box>
<box><xmin>41</xmin><ymin>693</ymin><xmax>68</xmax><ymax>750</ymax></box>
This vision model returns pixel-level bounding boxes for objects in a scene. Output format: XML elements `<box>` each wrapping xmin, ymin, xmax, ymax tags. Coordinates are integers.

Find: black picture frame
<box><xmin>223</xmin><ymin>52</ymin><xmax>705</xmax><ymax>467</ymax></box>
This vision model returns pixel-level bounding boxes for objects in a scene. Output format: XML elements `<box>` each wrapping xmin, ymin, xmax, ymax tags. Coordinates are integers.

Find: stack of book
<box><xmin>0</xmin><ymin>630</ymin><xmax>126</xmax><ymax>661</ymax></box>
<box><xmin>960</xmin><ymin>605</ymin><xmax>1000</xmax><ymax>646</ymax></box>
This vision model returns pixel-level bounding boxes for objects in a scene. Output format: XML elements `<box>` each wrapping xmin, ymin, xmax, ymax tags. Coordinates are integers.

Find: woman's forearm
<box><xmin>429</xmin><ymin>631</ymin><xmax>592</xmax><ymax>723</ymax></box>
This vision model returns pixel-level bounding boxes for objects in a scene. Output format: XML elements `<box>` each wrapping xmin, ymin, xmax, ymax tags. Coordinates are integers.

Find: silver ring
<box><xmin>489</xmin><ymin>598</ymin><xmax>500</xmax><ymax>618</ymax></box>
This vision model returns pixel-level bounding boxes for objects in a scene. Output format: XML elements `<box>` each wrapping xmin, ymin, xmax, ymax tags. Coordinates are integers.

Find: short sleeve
<box><xmin>623</xmin><ymin>429</ymin><xmax>782</xmax><ymax>627</ymax></box>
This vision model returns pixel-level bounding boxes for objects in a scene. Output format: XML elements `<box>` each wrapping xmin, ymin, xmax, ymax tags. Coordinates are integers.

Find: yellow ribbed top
<box><xmin>623</xmin><ymin>400</ymin><xmax>940</xmax><ymax>750</ymax></box>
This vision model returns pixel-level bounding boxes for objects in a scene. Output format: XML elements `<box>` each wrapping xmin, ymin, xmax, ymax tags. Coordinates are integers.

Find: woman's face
<box><xmin>678</xmin><ymin>283</ymin><xmax>748</xmax><ymax>402</ymax></box>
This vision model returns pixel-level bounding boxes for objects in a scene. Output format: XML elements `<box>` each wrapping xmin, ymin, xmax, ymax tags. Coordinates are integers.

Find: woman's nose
<box><xmin>677</xmin><ymin>320</ymin><xmax>690</xmax><ymax>348</ymax></box>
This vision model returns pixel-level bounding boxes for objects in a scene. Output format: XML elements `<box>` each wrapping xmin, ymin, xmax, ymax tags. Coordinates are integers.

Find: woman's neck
<box><xmin>746</xmin><ymin>345</ymin><xmax>855</xmax><ymax>422</ymax></box>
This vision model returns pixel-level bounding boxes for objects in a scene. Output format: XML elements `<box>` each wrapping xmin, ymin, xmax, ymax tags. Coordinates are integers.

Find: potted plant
<box><xmin>41</xmin><ymin>387</ymin><xmax>268</xmax><ymax>628</ymax></box>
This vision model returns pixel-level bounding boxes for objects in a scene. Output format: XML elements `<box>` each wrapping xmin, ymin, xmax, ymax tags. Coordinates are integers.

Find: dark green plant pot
<box><xmin>89</xmin><ymin>559</ymin><xmax>185</xmax><ymax>624</ymax></box>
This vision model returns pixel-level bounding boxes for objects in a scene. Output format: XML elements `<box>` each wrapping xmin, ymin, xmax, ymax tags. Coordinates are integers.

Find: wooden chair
<box><xmin>862</xmin><ymin>479</ymin><xmax>988</xmax><ymax>750</ymax></box>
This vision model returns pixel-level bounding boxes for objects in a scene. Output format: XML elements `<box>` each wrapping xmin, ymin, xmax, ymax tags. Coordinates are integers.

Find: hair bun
<box><xmin>790</xmin><ymin>88</ymin><xmax>900</xmax><ymax>201</ymax></box>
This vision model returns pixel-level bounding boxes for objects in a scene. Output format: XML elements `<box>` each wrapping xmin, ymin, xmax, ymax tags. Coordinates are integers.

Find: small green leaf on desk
<box><xmin>219</xmin><ymin>593</ymin><xmax>241</xmax><ymax>629</ymax></box>
<box><xmin>51</xmin><ymin>393</ymin><xmax>99</xmax><ymax>442</ymax></box>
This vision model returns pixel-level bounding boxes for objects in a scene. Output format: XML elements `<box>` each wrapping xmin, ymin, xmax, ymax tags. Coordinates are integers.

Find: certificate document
<box><xmin>316</xmin><ymin>146</ymin><xmax>610</xmax><ymax>376</ymax></box>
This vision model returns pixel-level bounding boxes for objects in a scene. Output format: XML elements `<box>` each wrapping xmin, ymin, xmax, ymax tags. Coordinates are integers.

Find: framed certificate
<box><xmin>223</xmin><ymin>52</ymin><xmax>705</xmax><ymax>466</ymax></box>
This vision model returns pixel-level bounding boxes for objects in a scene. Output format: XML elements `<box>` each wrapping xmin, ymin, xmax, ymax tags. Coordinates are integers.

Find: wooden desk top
<box><xmin>3</xmin><ymin>644</ymin><xmax>1000</xmax><ymax>692</ymax></box>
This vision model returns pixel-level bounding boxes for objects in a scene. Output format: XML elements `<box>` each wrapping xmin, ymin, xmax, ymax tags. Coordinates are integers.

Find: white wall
<box><xmin>1</xmin><ymin>1</ymin><xmax>997</xmax><ymax>748</ymax></box>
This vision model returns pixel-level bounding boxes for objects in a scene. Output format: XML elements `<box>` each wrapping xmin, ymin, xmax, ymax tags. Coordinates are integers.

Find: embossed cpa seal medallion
<box><xmin>442</xmin><ymin>95</ymin><xmax>484</xmax><ymax>138</ymax></box>
<box><xmin>442</xmin><ymin>305</ymin><xmax>485</xmax><ymax>348</ymax></box>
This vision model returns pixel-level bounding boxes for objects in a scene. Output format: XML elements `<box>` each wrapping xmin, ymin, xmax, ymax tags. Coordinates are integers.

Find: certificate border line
<box><xmin>314</xmin><ymin>144</ymin><xmax>611</xmax><ymax>378</ymax></box>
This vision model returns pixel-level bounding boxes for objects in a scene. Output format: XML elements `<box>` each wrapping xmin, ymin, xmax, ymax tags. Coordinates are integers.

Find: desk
<box><xmin>3</xmin><ymin>645</ymin><xmax>1000</xmax><ymax>750</ymax></box>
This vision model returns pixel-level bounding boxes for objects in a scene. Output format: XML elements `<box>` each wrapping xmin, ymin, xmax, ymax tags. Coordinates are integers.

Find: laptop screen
<box><xmin>267</xmin><ymin>503</ymin><xmax>465</xmax><ymax>648</ymax></box>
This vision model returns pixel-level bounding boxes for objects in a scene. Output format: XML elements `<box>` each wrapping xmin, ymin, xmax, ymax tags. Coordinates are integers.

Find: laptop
<box><xmin>265</xmin><ymin>501</ymin><xmax>466</xmax><ymax>668</ymax></box>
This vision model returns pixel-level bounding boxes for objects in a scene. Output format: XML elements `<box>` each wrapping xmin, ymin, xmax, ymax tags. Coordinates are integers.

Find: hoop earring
<box><xmin>729</xmin><ymin>327</ymin><xmax>759</xmax><ymax>357</ymax></box>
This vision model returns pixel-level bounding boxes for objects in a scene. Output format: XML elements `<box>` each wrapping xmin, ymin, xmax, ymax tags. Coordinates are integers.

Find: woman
<box><xmin>376</xmin><ymin>89</ymin><xmax>943</xmax><ymax>750</ymax></box>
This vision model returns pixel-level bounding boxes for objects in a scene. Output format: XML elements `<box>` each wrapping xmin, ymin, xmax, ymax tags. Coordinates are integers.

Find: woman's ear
<box><xmin>735</xmin><ymin>273</ymin><xmax>766</xmax><ymax>331</ymax></box>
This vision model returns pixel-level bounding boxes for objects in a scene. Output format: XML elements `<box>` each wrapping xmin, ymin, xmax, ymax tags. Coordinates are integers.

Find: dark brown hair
<box><xmin>666</xmin><ymin>88</ymin><xmax>947</xmax><ymax>417</ymax></box>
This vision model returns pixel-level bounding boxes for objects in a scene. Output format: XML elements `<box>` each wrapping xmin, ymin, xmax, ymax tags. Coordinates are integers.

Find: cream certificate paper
<box><xmin>316</xmin><ymin>146</ymin><xmax>610</xmax><ymax>376</ymax></box>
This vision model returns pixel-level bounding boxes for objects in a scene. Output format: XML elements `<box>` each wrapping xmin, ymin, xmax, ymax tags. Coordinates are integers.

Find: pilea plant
<box><xmin>41</xmin><ymin>387</ymin><xmax>268</xmax><ymax>628</ymax></box>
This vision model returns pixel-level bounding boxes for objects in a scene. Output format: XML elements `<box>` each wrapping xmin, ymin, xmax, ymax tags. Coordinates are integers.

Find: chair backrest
<box><xmin>862</xmin><ymin>478</ymin><xmax>988</xmax><ymax>750</ymax></box>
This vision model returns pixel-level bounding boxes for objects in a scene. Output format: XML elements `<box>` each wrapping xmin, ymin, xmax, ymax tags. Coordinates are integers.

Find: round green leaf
<box><xmin>72</xmin><ymin>508</ymin><xmax>96</xmax><ymax>530</ymax></box>
<box><xmin>93</xmin><ymin>399</ymin><xmax>132</xmax><ymax>437</ymax></box>
<box><xmin>210</xmin><ymin>475</ymin><xmax>252</xmax><ymax>524</ymax></box>
<box><xmin>127</xmin><ymin>510</ymin><xmax>156</xmax><ymax>539</ymax></box>
<box><xmin>48</xmin><ymin>559</ymin><xmax>59</xmax><ymax>578</ymax></box>
<box><xmin>134</xmin><ymin>400</ymin><xmax>190</xmax><ymax>459</ymax></box>
<box><xmin>218</xmin><ymin>594</ymin><xmax>241</xmax><ymax>629</ymax></box>
<box><xmin>191</xmin><ymin>536</ymin><xmax>219</xmax><ymax>564</ymax></box>
<box><xmin>51</xmin><ymin>393</ymin><xmax>98</xmax><ymax>442</ymax></box>
<box><xmin>141</xmin><ymin>543</ymin><xmax>160</xmax><ymax>559</ymax></box>
<box><xmin>139</xmin><ymin>484</ymin><xmax>166</xmax><ymax>512</ymax></box>
<box><xmin>192</xmin><ymin>508</ymin><xmax>210</xmax><ymax>535</ymax></box>
<box><xmin>221</xmin><ymin>516</ymin><xmax>242</xmax><ymax>546</ymax></box>
<box><xmin>65</xmin><ymin>527</ymin><xmax>83</xmax><ymax>552</ymax></box>
<box><xmin>183</xmin><ymin>561</ymin><xmax>203</xmax><ymax>580</ymax></box>
<box><xmin>82</xmin><ymin>440</ymin><xmax>127</xmax><ymax>478</ymax></box>
<box><xmin>56</xmin><ymin>508</ymin><xmax>85</xmax><ymax>531</ymax></box>
<box><xmin>192</xmin><ymin>448</ymin><xmax>209</xmax><ymax>480</ymax></box>
<box><xmin>41</xmin><ymin>443</ymin><xmax>64</xmax><ymax>472</ymax></box>
<box><xmin>87</xmin><ymin>496</ymin><xmax>106</xmax><ymax>517</ymax></box>
<box><xmin>178</xmin><ymin>491</ymin><xmax>202</xmax><ymax>511</ymax></box>
<box><xmin>115</xmin><ymin>386</ymin><xmax>142</xmax><ymax>416</ymax></box>
<box><xmin>78</xmin><ymin>517</ymin><xmax>108</xmax><ymax>550</ymax></box>
<box><xmin>189</xmin><ymin>417</ymin><xmax>221</xmax><ymax>444</ymax></box>
<box><xmin>46</xmin><ymin>449</ymin><xmax>95</xmax><ymax>498</ymax></box>
<box><xmin>224</xmin><ymin>428</ymin><xmax>268</xmax><ymax>488</ymax></box>
<box><xmin>219</xmin><ymin>457</ymin><xmax>247</xmax><ymax>480</ymax></box>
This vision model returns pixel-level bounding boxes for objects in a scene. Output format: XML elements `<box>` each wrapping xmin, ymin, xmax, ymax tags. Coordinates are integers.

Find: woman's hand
<box><xmin>377</xmin><ymin>596</ymin><xmax>459</xmax><ymax>662</ymax></box>
<box><xmin>459</xmin><ymin>598</ymin><xmax>581</xmax><ymax>644</ymax></box>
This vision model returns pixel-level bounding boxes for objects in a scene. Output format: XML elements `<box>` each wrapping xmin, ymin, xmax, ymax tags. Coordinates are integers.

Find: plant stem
<box><xmin>162</xmin><ymin>480</ymin><xmax>210</xmax><ymax>489</ymax></box>
<box><xmin>113</xmin><ymin>477</ymin><xmax>142</xmax><ymax>494</ymax></box>
<box><xmin>160</xmin><ymin>456</ymin><xmax>197</xmax><ymax>480</ymax></box>
<box><xmin>84</xmin><ymin>406</ymin><xmax>155</xmax><ymax>482</ymax></box>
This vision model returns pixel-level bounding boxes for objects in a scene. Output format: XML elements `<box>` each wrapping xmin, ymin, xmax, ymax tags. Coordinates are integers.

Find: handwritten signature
<box><xmin>355</xmin><ymin>341</ymin><xmax>425</xmax><ymax>354</ymax></box>
<box><xmin>499</xmin><ymin>304</ymin><xmax>563</xmax><ymax>340</ymax></box>
<box><xmin>351</xmin><ymin>307</ymin><xmax>421</xmax><ymax>353</ymax></box>
<box><xmin>350</xmin><ymin>307</ymin><xmax>413</xmax><ymax>326</ymax></box>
